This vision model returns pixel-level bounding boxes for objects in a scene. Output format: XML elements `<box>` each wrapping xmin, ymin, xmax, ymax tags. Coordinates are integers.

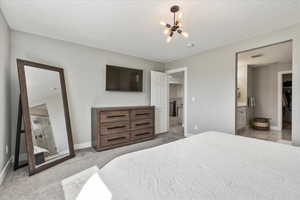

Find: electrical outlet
<box><xmin>5</xmin><ymin>144</ymin><xmax>8</xmax><ymax>154</ymax></box>
<box><xmin>194</xmin><ymin>125</ymin><xmax>199</xmax><ymax>130</ymax></box>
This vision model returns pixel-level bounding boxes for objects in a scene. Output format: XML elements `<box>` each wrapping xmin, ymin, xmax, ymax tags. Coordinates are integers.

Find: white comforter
<box><xmin>81</xmin><ymin>132</ymin><xmax>300</xmax><ymax>200</ymax></box>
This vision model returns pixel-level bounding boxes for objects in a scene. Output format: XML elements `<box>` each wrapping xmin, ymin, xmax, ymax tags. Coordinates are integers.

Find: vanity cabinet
<box><xmin>92</xmin><ymin>106</ymin><xmax>155</xmax><ymax>151</ymax></box>
<box><xmin>237</xmin><ymin>107</ymin><xmax>247</xmax><ymax>130</ymax></box>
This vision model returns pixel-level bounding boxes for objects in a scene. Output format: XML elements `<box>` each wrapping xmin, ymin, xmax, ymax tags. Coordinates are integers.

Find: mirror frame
<box><xmin>17</xmin><ymin>59</ymin><xmax>75</xmax><ymax>175</ymax></box>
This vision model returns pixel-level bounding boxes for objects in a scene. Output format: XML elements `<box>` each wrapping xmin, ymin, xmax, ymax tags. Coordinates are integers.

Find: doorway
<box><xmin>279</xmin><ymin>71</ymin><xmax>292</xmax><ymax>141</ymax></box>
<box><xmin>151</xmin><ymin>68</ymin><xmax>187</xmax><ymax>137</ymax></box>
<box><xmin>168</xmin><ymin>71</ymin><xmax>184</xmax><ymax>137</ymax></box>
<box><xmin>166</xmin><ymin>68</ymin><xmax>187</xmax><ymax>137</ymax></box>
<box><xmin>235</xmin><ymin>40</ymin><xmax>293</xmax><ymax>144</ymax></box>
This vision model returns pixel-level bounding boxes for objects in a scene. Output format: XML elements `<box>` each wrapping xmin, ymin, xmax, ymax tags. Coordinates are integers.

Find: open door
<box><xmin>151</xmin><ymin>71</ymin><xmax>168</xmax><ymax>134</ymax></box>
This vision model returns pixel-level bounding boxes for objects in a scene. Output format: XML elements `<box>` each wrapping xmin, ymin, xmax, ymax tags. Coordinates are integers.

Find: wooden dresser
<box><xmin>91</xmin><ymin>106</ymin><xmax>155</xmax><ymax>151</ymax></box>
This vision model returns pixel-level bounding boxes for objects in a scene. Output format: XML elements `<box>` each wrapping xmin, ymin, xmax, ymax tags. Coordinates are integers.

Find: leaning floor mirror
<box><xmin>17</xmin><ymin>59</ymin><xmax>75</xmax><ymax>175</ymax></box>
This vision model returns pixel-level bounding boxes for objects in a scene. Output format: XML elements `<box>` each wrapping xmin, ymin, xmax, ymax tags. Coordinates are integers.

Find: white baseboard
<box><xmin>185</xmin><ymin>133</ymin><xmax>194</xmax><ymax>137</ymax></box>
<box><xmin>271</xmin><ymin>126</ymin><xmax>281</xmax><ymax>131</ymax></box>
<box><xmin>74</xmin><ymin>142</ymin><xmax>91</xmax><ymax>150</ymax></box>
<box><xmin>0</xmin><ymin>157</ymin><xmax>13</xmax><ymax>185</ymax></box>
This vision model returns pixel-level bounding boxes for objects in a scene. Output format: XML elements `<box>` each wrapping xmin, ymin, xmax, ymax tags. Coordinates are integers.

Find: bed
<box><xmin>77</xmin><ymin>131</ymin><xmax>300</xmax><ymax>200</ymax></box>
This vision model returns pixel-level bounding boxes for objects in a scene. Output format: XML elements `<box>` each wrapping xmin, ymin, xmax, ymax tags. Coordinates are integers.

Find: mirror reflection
<box><xmin>25</xmin><ymin>66</ymin><xmax>70</xmax><ymax>167</ymax></box>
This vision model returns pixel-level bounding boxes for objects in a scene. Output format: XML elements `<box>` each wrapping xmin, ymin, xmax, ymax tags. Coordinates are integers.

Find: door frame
<box><xmin>235</xmin><ymin>39</ymin><xmax>293</xmax><ymax>135</ymax></box>
<box><xmin>166</xmin><ymin>67</ymin><xmax>188</xmax><ymax>136</ymax></box>
<box><xmin>278</xmin><ymin>70</ymin><xmax>292</xmax><ymax>131</ymax></box>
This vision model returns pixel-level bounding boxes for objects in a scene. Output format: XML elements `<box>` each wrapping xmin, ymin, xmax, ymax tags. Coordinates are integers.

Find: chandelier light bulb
<box><xmin>166</xmin><ymin>36</ymin><xmax>172</xmax><ymax>43</ymax></box>
<box><xmin>160</xmin><ymin>21</ymin><xmax>167</xmax><ymax>26</ymax></box>
<box><xmin>178</xmin><ymin>13</ymin><xmax>183</xmax><ymax>19</ymax></box>
<box><xmin>182</xmin><ymin>32</ymin><xmax>189</xmax><ymax>38</ymax></box>
<box><xmin>164</xmin><ymin>29</ymin><xmax>170</xmax><ymax>35</ymax></box>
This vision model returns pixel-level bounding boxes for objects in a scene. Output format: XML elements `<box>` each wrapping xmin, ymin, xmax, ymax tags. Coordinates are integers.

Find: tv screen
<box><xmin>106</xmin><ymin>65</ymin><xmax>143</xmax><ymax>92</ymax></box>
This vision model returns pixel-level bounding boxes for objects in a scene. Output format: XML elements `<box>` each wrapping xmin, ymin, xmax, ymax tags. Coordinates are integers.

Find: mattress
<box><xmin>78</xmin><ymin>131</ymin><xmax>300</xmax><ymax>200</ymax></box>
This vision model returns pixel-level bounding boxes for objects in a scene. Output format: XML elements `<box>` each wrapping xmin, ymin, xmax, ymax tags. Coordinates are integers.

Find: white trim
<box><xmin>74</xmin><ymin>142</ymin><xmax>91</xmax><ymax>150</ymax></box>
<box><xmin>185</xmin><ymin>133</ymin><xmax>194</xmax><ymax>138</ymax></box>
<box><xmin>0</xmin><ymin>157</ymin><xmax>13</xmax><ymax>185</ymax></box>
<box><xmin>166</xmin><ymin>67</ymin><xmax>188</xmax><ymax>137</ymax></box>
<box><xmin>277</xmin><ymin>70</ymin><xmax>292</xmax><ymax>131</ymax></box>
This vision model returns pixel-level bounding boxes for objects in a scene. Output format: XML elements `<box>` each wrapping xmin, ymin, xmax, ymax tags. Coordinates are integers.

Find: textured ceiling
<box><xmin>1</xmin><ymin>0</ymin><xmax>300</xmax><ymax>62</ymax></box>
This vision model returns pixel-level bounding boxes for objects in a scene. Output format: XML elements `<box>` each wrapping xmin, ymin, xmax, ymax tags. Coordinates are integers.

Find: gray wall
<box><xmin>0</xmin><ymin>10</ymin><xmax>11</xmax><ymax>172</ymax></box>
<box><xmin>10</xmin><ymin>31</ymin><xmax>164</xmax><ymax>151</ymax></box>
<box><xmin>165</xmin><ymin>24</ymin><xmax>300</xmax><ymax>145</ymax></box>
<box><xmin>250</xmin><ymin>64</ymin><xmax>292</xmax><ymax>127</ymax></box>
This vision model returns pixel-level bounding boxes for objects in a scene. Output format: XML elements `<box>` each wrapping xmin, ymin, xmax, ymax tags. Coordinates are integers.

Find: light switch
<box><xmin>192</xmin><ymin>97</ymin><xmax>196</xmax><ymax>102</ymax></box>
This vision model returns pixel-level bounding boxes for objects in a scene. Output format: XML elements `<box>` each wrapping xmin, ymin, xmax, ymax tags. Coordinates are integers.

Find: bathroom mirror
<box><xmin>17</xmin><ymin>59</ymin><xmax>75</xmax><ymax>175</ymax></box>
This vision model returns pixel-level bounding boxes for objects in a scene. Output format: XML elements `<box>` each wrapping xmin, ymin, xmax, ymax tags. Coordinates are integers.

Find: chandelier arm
<box><xmin>174</xmin><ymin>12</ymin><xmax>176</xmax><ymax>25</ymax></box>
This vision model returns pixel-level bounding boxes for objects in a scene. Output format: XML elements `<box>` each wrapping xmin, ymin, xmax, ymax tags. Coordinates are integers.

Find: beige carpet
<box><xmin>61</xmin><ymin>166</ymin><xmax>100</xmax><ymax>200</ymax></box>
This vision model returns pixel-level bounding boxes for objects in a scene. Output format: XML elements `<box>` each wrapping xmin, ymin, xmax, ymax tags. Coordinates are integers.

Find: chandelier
<box><xmin>160</xmin><ymin>5</ymin><xmax>189</xmax><ymax>43</ymax></box>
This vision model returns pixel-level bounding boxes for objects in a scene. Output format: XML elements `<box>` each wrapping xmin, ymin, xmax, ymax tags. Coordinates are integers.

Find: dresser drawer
<box><xmin>131</xmin><ymin>128</ymin><xmax>154</xmax><ymax>141</ymax></box>
<box><xmin>100</xmin><ymin>121</ymin><xmax>130</xmax><ymax>135</ymax></box>
<box><xmin>100</xmin><ymin>111</ymin><xmax>129</xmax><ymax>123</ymax></box>
<box><xmin>131</xmin><ymin>109</ymin><xmax>153</xmax><ymax>120</ymax></box>
<box><xmin>100</xmin><ymin>132</ymin><xmax>130</xmax><ymax>147</ymax></box>
<box><xmin>131</xmin><ymin>119</ymin><xmax>153</xmax><ymax>130</ymax></box>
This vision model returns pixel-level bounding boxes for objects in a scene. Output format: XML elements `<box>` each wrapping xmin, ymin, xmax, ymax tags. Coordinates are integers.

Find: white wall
<box><xmin>10</xmin><ymin>31</ymin><xmax>164</xmax><ymax>151</ymax></box>
<box><xmin>165</xmin><ymin>24</ymin><xmax>300</xmax><ymax>145</ymax></box>
<box><xmin>250</xmin><ymin>64</ymin><xmax>292</xmax><ymax>127</ymax></box>
<box><xmin>0</xmin><ymin>10</ymin><xmax>11</xmax><ymax>174</ymax></box>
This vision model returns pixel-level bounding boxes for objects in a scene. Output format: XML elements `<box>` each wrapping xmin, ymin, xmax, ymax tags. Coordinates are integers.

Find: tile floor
<box><xmin>237</xmin><ymin>127</ymin><xmax>292</xmax><ymax>145</ymax></box>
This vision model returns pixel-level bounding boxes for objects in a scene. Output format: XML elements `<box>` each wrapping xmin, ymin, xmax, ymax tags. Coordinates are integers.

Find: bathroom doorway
<box><xmin>235</xmin><ymin>40</ymin><xmax>293</xmax><ymax>144</ymax></box>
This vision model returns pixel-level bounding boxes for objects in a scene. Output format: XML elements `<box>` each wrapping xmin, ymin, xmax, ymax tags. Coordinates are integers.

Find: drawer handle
<box><xmin>107</xmin><ymin>136</ymin><xmax>126</xmax><ymax>142</ymax></box>
<box><xmin>136</xmin><ymin>122</ymin><xmax>150</xmax><ymax>126</ymax></box>
<box><xmin>136</xmin><ymin>113</ymin><xmax>150</xmax><ymax>116</ymax></box>
<box><xmin>107</xmin><ymin>125</ymin><xmax>126</xmax><ymax>130</ymax></box>
<box><xmin>135</xmin><ymin>132</ymin><xmax>150</xmax><ymax>137</ymax></box>
<box><xmin>107</xmin><ymin>115</ymin><xmax>127</xmax><ymax>118</ymax></box>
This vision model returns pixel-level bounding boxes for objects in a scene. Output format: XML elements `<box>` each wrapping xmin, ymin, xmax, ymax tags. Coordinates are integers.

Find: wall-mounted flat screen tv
<box><xmin>106</xmin><ymin>65</ymin><xmax>143</xmax><ymax>92</ymax></box>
